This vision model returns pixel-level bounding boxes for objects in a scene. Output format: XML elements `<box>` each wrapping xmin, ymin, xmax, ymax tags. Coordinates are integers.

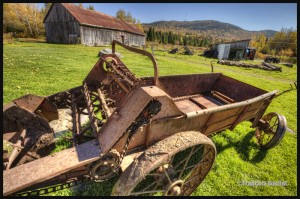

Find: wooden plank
<box><xmin>205</xmin><ymin>115</ymin><xmax>238</xmax><ymax>134</ymax></box>
<box><xmin>98</xmin><ymin>87</ymin><xmax>151</xmax><ymax>154</ymax></box>
<box><xmin>175</xmin><ymin>100</ymin><xmax>203</xmax><ymax>113</ymax></box>
<box><xmin>191</xmin><ymin>96</ymin><xmax>220</xmax><ymax>108</ymax></box>
<box><xmin>206</xmin><ymin>106</ymin><xmax>243</xmax><ymax>125</ymax></box>
<box><xmin>3</xmin><ymin>140</ymin><xmax>100</xmax><ymax>196</ymax></box>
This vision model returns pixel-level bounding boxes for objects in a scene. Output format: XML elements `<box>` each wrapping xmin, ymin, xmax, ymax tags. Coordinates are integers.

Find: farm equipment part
<box><xmin>3</xmin><ymin>40</ymin><xmax>288</xmax><ymax>196</ymax></box>
<box><xmin>264</xmin><ymin>56</ymin><xmax>280</xmax><ymax>63</ymax></box>
<box><xmin>169</xmin><ymin>48</ymin><xmax>179</xmax><ymax>54</ymax></box>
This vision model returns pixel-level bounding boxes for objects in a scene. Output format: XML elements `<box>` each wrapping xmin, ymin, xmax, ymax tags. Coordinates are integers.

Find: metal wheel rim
<box><xmin>255</xmin><ymin>112</ymin><xmax>285</xmax><ymax>148</ymax></box>
<box><xmin>111</xmin><ymin>131</ymin><xmax>216</xmax><ymax>196</ymax></box>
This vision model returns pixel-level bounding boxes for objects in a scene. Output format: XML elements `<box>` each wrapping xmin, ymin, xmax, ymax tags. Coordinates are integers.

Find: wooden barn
<box><xmin>43</xmin><ymin>3</ymin><xmax>145</xmax><ymax>46</ymax></box>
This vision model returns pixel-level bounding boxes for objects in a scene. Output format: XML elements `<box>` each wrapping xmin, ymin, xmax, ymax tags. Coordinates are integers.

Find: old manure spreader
<box><xmin>3</xmin><ymin>40</ymin><xmax>287</xmax><ymax>196</ymax></box>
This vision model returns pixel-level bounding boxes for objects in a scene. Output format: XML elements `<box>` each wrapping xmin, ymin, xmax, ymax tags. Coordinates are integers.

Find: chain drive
<box><xmin>12</xmin><ymin>99</ymin><xmax>162</xmax><ymax>196</ymax></box>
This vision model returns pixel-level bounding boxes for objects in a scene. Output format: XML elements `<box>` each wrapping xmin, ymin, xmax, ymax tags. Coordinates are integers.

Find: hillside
<box><xmin>143</xmin><ymin>20</ymin><xmax>277</xmax><ymax>41</ymax></box>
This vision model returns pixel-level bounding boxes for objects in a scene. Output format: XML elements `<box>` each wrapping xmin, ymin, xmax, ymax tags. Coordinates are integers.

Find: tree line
<box><xmin>250</xmin><ymin>27</ymin><xmax>297</xmax><ymax>57</ymax></box>
<box><xmin>146</xmin><ymin>27</ymin><xmax>214</xmax><ymax>47</ymax></box>
<box><xmin>115</xmin><ymin>9</ymin><xmax>143</xmax><ymax>31</ymax></box>
<box><xmin>3</xmin><ymin>3</ymin><xmax>144</xmax><ymax>38</ymax></box>
<box><xmin>3</xmin><ymin>3</ymin><xmax>47</xmax><ymax>38</ymax></box>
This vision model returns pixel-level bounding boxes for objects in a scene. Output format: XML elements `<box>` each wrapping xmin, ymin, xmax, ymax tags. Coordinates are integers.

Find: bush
<box><xmin>3</xmin><ymin>33</ymin><xmax>14</xmax><ymax>44</ymax></box>
<box><xmin>278</xmin><ymin>56</ymin><xmax>297</xmax><ymax>64</ymax></box>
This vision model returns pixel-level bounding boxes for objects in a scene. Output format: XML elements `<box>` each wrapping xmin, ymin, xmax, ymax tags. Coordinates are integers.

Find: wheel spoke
<box><xmin>183</xmin><ymin>159</ymin><xmax>211</xmax><ymax>185</ymax></box>
<box><xmin>259</xmin><ymin>132</ymin><xmax>266</xmax><ymax>144</ymax></box>
<box><xmin>112</xmin><ymin>132</ymin><xmax>216</xmax><ymax>196</ymax></box>
<box><xmin>147</xmin><ymin>173</ymin><xmax>163</xmax><ymax>176</ymax></box>
<box><xmin>179</xmin><ymin>146</ymin><xmax>195</xmax><ymax>179</ymax></box>
<box><xmin>163</xmin><ymin>166</ymin><xmax>173</xmax><ymax>184</ymax></box>
<box><xmin>175</xmin><ymin>160</ymin><xmax>210</xmax><ymax>174</ymax></box>
<box><xmin>174</xmin><ymin>145</ymin><xmax>203</xmax><ymax>170</ymax></box>
<box><xmin>266</xmin><ymin>121</ymin><xmax>278</xmax><ymax>132</ymax></box>
<box><xmin>141</xmin><ymin>180</ymin><xmax>158</xmax><ymax>192</ymax></box>
<box><xmin>169</xmin><ymin>155</ymin><xmax>175</xmax><ymax>165</ymax></box>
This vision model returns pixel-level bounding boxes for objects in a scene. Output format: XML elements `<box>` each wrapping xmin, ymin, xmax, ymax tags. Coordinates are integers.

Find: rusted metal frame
<box><xmin>83</xmin><ymin>82</ymin><xmax>99</xmax><ymax>138</ymax></box>
<box><xmin>97</xmin><ymin>87</ymin><xmax>112</xmax><ymax>118</ymax></box>
<box><xmin>71</xmin><ymin>94</ymin><xmax>80</xmax><ymax>146</ymax></box>
<box><xmin>111</xmin><ymin>61</ymin><xmax>140</xmax><ymax>83</ymax></box>
<box><xmin>78</xmin><ymin>107</ymin><xmax>89</xmax><ymax>115</ymax></box>
<box><xmin>3</xmin><ymin>139</ymin><xmax>101</xmax><ymax>196</ymax></box>
<box><xmin>74</xmin><ymin>93</ymin><xmax>84</xmax><ymax>104</ymax></box>
<box><xmin>112</xmin><ymin>40</ymin><xmax>159</xmax><ymax>86</ymax></box>
<box><xmin>78</xmin><ymin>126</ymin><xmax>92</xmax><ymax>137</ymax></box>
<box><xmin>13</xmin><ymin>167</ymin><xmax>89</xmax><ymax>196</ymax></box>
<box><xmin>211</xmin><ymin>90</ymin><xmax>236</xmax><ymax>104</ymax></box>
<box><xmin>251</xmin><ymin>95</ymin><xmax>275</xmax><ymax>128</ymax></box>
<box><xmin>186</xmin><ymin>90</ymin><xmax>278</xmax><ymax>119</ymax></box>
<box><xmin>5</xmin><ymin>129</ymin><xmax>28</xmax><ymax>170</ymax></box>
<box><xmin>172</xmin><ymin>94</ymin><xmax>202</xmax><ymax>102</ymax></box>
<box><xmin>100</xmin><ymin>56</ymin><xmax>138</xmax><ymax>87</ymax></box>
<box><xmin>152</xmin><ymin>114</ymin><xmax>185</xmax><ymax>123</ymax></box>
<box><xmin>144</xmin><ymin>119</ymin><xmax>152</xmax><ymax>148</ymax></box>
<box><xmin>111</xmin><ymin>64</ymin><xmax>135</xmax><ymax>86</ymax></box>
<box><xmin>229</xmin><ymin>105</ymin><xmax>251</xmax><ymax>130</ymax></box>
<box><xmin>110</xmin><ymin>74</ymin><xmax>130</xmax><ymax>93</ymax></box>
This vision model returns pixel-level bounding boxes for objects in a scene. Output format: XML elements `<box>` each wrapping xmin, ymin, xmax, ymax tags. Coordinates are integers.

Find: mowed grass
<box><xmin>3</xmin><ymin>40</ymin><xmax>297</xmax><ymax>196</ymax></box>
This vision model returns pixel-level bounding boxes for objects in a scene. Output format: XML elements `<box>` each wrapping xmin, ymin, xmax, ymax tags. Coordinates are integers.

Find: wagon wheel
<box><xmin>111</xmin><ymin>131</ymin><xmax>216</xmax><ymax>196</ymax></box>
<box><xmin>255</xmin><ymin>112</ymin><xmax>287</xmax><ymax>149</ymax></box>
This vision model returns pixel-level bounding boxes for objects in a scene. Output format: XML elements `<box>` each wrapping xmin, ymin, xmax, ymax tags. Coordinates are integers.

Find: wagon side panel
<box><xmin>213</xmin><ymin>75</ymin><xmax>267</xmax><ymax>102</ymax></box>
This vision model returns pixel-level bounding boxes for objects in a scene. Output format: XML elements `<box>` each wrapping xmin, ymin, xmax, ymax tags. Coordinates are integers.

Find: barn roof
<box><xmin>44</xmin><ymin>3</ymin><xmax>145</xmax><ymax>36</ymax></box>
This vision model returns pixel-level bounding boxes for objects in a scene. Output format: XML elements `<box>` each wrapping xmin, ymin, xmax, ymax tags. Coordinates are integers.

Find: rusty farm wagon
<box><xmin>3</xmin><ymin>41</ymin><xmax>287</xmax><ymax>196</ymax></box>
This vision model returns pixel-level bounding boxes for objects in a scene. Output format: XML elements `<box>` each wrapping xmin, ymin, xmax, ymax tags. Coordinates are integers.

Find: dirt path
<box><xmin>160</xmin><ymin>55</ymin><xmax>296</xmax><ymax>84</ymax></box>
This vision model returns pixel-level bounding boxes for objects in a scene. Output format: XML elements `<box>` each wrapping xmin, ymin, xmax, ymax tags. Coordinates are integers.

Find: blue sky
<box><xmin>40</xmin><ymin>3</ymin><xmax>297</xmax><ymax>31</ymax></box>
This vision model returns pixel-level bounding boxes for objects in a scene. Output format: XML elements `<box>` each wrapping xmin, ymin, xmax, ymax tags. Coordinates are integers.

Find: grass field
<box><xmin>3</xmin><ymin>40</ymin><xmax>297</xmax><ymax>196</ymax></box>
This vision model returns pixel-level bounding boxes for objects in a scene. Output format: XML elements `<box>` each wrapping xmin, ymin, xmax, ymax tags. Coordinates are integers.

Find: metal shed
<box><xmin>43</xmin><ymin>3</ymin><xmax>146</xmax><ymax>46</ymax></box>
<box><xmin>212</xmin><ymin>39</ymin><xmax>256</xmax><ymax>60</ymax></box>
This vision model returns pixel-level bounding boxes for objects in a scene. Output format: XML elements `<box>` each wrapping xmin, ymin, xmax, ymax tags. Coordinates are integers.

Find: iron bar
<box><xmin>83</xmin><ymin>82</ymin><xmax>99</xmax><ymax>137</ymax></box>
<box><xmin>6</xmin><ymin>129</ymin><xmax>28</xmax><ymax>170</ymax></box>
<box><xmin>97</xmin><ymin>87</ymin><xmax>112</xmax><ymax>118</ymax></box>
<box><xmin>71</xmin><ymin>94</ymin><xmax>79</xmax><ymax>146</ymax></box>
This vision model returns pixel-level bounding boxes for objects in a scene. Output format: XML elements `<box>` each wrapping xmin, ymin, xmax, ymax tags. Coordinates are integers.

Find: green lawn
<box><xmin>3</xmin><ymin>40</ymin><xmax>297</xmax><ymax>196</ymax></box>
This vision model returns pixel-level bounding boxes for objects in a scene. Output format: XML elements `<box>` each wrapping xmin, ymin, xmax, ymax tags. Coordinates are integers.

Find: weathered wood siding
<box><xmin>44</xmin><ymin>4</ymin><xmax>80</xmax><ymax>44</ymax></box>
<box><xmin>229</xmin><ymin>40</ymin><xmax>249</xmax><ymax>49</ymax></box>
<box><xmin>44</xmin><ymin>4</ymin><xmax>145</xmax><ymax>46</ymax></box>
<box><xmin>80</xmin><ymin>26</ymin><xmax>145</xmax><ymax>46</ymax></box>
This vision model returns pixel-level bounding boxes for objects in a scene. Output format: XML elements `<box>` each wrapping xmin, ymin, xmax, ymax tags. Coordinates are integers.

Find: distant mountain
<box><xmin>143</xmin><ymin>20</ymin><xmax>277</xmax><ymax>41</ymax></box>
<box><xmin>249</xmin><ymin>30</ymin><xmax>277</xmax><ymax>37</ymax></box>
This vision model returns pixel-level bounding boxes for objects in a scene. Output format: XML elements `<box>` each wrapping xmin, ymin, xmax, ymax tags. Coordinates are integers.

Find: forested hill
<box><xmin>143</xmin><ymin>20</ymin><xmax>277</xmax><ymax>41</ymax></box>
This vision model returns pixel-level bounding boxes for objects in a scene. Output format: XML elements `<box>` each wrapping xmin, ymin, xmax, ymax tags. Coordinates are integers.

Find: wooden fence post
<box><xmin>151</xmin><ymin>45</ymin><xmax>154</xmax><ymax>56</ymax></box>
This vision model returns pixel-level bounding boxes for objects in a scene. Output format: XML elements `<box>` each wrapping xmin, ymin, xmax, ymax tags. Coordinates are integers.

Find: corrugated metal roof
<box><xmin>217</xmin><ymin>39</ymin><xmax>251</xmax><ymax>45</ymax></box>
<box><xmin>46</xmin><ymin>3</ymin><xmax>145</xmax><ymax>36</ymax></box>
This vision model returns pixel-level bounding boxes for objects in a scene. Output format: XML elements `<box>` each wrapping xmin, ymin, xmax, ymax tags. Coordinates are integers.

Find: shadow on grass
<box><xmin>69</xmin><ymin>175</ymin><xmax>119</xmax><ymax>196</ymax></box>
<box><xmin>213</xmin><ymin>130</ymin><xmax>268</xmax><ymax>164</ymax></box>
<box><xmin>18</xmin><ymin>39</ymin><xmax>47</xmax><ymax>43</ymax></box>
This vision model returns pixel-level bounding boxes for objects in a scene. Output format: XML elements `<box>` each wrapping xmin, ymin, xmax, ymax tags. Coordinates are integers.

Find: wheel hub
<box><xmin>164</xmin><ymin>180</ymin><xmax>184</xmax><ymax>196</ymax></box>
<box><xmin>90</xmin><ymin>159</ymin><xmax>116</xmax><ymax>182</ymax></box>
<box><xmin>88</xmin><ymin>150</ymin><xmax>120</xmax><ymax>182</ymax></box>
